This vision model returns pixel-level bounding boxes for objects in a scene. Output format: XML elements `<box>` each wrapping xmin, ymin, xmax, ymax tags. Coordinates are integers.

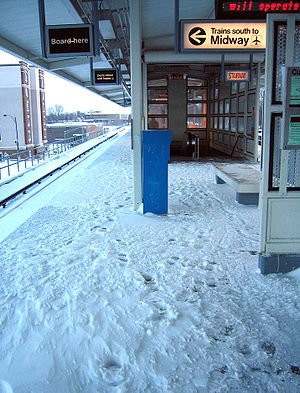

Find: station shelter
<box><xmin>129</xmin><ymin>0</ymin><xmax>300</xmax><ymax>274</ymax></box>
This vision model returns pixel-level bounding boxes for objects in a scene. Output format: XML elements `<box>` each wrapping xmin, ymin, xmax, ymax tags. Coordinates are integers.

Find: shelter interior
<box><xmin>147</xmin><ymin>63</ymin><xmax>263</xmax><ymax>161</ymax></box>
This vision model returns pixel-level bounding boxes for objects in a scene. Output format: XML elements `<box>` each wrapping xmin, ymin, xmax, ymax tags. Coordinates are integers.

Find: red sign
<box><xmin>216</xmin><ymin>1</ymin><xmax>300</xmax><ymax>19</ymax></box>
<box><xmin>226</xmin><ymin>70</ymin><xmax>249</xmax><ymax>81</ymax></box>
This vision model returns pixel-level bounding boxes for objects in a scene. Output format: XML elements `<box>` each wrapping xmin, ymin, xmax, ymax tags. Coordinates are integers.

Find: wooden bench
<box><xmin>211</xmin><ymin>162</ymin><xmax>260</xmax><ymax>205</ymax></box>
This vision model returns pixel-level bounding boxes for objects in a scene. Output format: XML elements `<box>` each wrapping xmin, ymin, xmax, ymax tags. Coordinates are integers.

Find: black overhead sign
<box><xmin>216</xmin><ymin>0</ymin><xmax>300</xmax><ymax>19</ymax></box>
<box><xmin>45</xmin><ymin>24</ymin><xmax>94</xmax><ymax>57</ymax></box>
<box><xmin>94</xmin><ymin>69</ymin><xmax>119</xmax><ymax>85</ymax></box>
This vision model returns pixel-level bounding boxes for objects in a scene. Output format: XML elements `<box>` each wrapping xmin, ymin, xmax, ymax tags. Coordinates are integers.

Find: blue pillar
<box><xmin>142</xmin><ymin>130</ymin><xmax>172</xmax><ymax>214</ymax></box>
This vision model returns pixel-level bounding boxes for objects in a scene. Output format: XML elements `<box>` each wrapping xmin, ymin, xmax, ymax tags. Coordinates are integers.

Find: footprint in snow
<box><xmin>101</xmin><ymin>360</ymin><xmax>127</xmax><ymax>386</ymax></box>
<box><xmin>139</xmin><ymin>272</ymin><xmax>158</xmax><ymax>292</ymax></box>
<box><xmin>118</xmin><ymin>254</ymin><xmax>129</xmax><ymax>263</ymax></box>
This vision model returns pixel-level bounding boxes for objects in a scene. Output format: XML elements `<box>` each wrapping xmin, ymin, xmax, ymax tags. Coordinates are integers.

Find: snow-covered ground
<box><xmin>0</xmin><ymin>132</ymin><xmax>299</xmax><ymax>393</ymax></box>
<box><xmin>0</xmin><ymin>126</ymin><xmax>121</xmax><ymax>182</ymax></box>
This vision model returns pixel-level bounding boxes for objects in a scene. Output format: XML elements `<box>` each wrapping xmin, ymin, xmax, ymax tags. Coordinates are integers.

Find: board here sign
<box><xmin>180</xmin><ymin>20</ymin><xmax>266</xmax><ymax>52</ymax></box>
<box><xmin>45</xmin><ymin>24</ymin><xmax>94</xmax><ymax>57</ymax></box>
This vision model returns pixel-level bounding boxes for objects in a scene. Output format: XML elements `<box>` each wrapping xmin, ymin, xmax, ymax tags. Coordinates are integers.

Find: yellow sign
<box><xmin>181</xmin><ymin>21</ymin><xmax>266</xmax><ymax>51</ymax></box>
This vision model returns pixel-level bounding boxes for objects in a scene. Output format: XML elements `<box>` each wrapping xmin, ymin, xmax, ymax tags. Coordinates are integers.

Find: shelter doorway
<box><xmin>147</xmin><ymin>63</ymin><xmax>262</xmax><ymax>162</ymax></box>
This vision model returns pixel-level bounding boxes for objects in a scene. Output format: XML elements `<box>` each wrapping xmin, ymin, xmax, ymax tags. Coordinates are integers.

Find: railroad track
<box><xmin>0</xmin><ymin>131</ymin><xmax>120</xmax><ymax>214</ymax></box>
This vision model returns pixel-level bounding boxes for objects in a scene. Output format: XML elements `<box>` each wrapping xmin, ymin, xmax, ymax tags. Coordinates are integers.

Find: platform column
<box><xmin>130</xmin><ymin>0</ymin><xmax>143</xmax><ymax>210</ymax></box>
<box><xmin>259</xmin><ymin>15</ymin><xmax>300</xmax><ymax>274</ymax></box>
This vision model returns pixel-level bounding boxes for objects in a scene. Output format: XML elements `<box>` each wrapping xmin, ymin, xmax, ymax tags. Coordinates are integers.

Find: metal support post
<box><xmin>174</xmin><ymin>0</ymin><xmax>179</xmax><ymax>53</ymax></box>
<box><xmin>249</xmin><ymin>53</ymin><xmax>253</xmax><ymax>82</ymax></box>
<box><xmin>92</xmin><ymin>1</ymin><xmax>100</xmax><ymax>56</ymax></box>
<box><xmin>90</xmin><ymin>57</ymin><xmax>94</xmax><ymax>85</ymax></box>
<box><xmin>130</xmin><ymin>0</ymin><xmax>143</xmax><ymax>210</ymax></box>
<box><xmin>38</xmin><ymin>0</ymin><xmax>46</xmax><ymax>58</ymax></box>
<box><xmin>221</xmin><ymin>54</ymin><xmax>225</xmax><ymax>82</ymax></box>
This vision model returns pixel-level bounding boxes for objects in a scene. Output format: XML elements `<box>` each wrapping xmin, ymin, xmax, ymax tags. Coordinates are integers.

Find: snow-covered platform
<box><xmin>0</xmin><ymin>132</ymin><xmax>299</xmax><ymax>393</ymax></box>
<box><xmin>211</xmin><ymin>162</ymin><xmax>260</xmax><ymax>205</ymax></box>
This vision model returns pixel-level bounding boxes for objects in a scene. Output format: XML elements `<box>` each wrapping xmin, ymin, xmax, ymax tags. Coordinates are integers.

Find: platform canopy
<box><xmin>0</xmin><ymin>0</ymin><xmax>269</xmax><ymax>107</ymax></box>
<box><xmin>0</xmin><ymin>0</ymin><xmax>218</xmax><ymax>107</ymax></box>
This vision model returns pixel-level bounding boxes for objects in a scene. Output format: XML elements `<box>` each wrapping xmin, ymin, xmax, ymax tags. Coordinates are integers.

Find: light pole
<box><xmin>3</xmin><ymin>114</ymin><xmax>20</xmax><ymax>170</ymax></box>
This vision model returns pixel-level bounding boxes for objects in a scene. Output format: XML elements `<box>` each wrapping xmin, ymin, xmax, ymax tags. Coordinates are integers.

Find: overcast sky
<box><xmin>0</xmin><ymin>49</ymin><xmax>130</xmax><ymax>114</ymax></box>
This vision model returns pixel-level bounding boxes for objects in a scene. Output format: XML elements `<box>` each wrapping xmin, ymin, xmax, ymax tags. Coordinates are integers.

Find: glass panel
<box><xmin>224</xmin><ymin>117</ymin><xmax>229</xmax><ymax>130</ymax></box>
<box><xmin>209</xmin><ymin>117</ymin><xmax>213</xmax><ymax>128</ymax></box>
<box><xmin>219</xmin><ymin>117</ymin><xmax>223</xmax><ymax>130</ymax></box>
<box><xmin>219</xmin><ymin>100</ymin><xmax>224</xmax><ymax>114</ymax></box>
<box><xmin>148</xmin><ymin>103</ymin><xmax>168</xmax><ymax>115</ymax></box>
<box><xmin>210</xmin><ymin>102</ymin><xmax>214</xmax><ymax>114</ymax></box>
<box><xmin>148</xmin><ymin>78</ymin><xmax>167</xmax><ymax>87</ymax></box>
<box><xmin>231</xmin><ymin>82</ymin><xmax>238</xmax><ymax>94</ymax></box>
<box><xmin>246</xmin><ymin>117</ymin><xmax>254</xmax><ymax>138</ymax></box>
<box><xmin>148</xmin><ymin>89</ymin><xmax>168</xmax><ymax>102</ymax></box>
<box><xmin>224</xmin><ymin>99</ymin><xmax>230</xmax><ymax>114</ymax></box>
<box><xmin>247</xmin><ymin>93</ymin><xmax>255</xmax><ymax>113</ymax></box>
<box><xmin>187</xmin><ymin>117</ymin><xmax>207</xmax><ymax>129</ymax></box>
<box><xmin>238</xmin><ymin>96</ymin><xmax>245</xmax><ymax>113</ymax></box>
<box><xmin>231</xmin><ymin>117</ymin><xmax>237</xmax><ymax>132</ymax></box>
<box><xmin>187</xmin><ymin>88</ymin><xmax>207</xmax><ymax>100</ymax></box>
<box><xmin>239</xmin><ymin>82</ymin><xmax>246</xmax><ymax>92</ymax></box>
<box><xmin>209</xmin><ymin>87</ymin><xmax>214</xmax><ymax>100</ymax></box>
<box><xmin>214</xmin><ymin>87</ymin><xmax>219</xmax><ymax>99</ymax></box>
<box><xmin>238</xmin><ymin>117</ymin><xmax>245</xmax><ymax>133</ymax></box>
<box><xmin>148</xmin><ymin>117</ymin><xmax>168</xmax><ymax>129</ymax></box>
<box><xmin>188</xmin><ymin>78</ymin><xmax>207</xmax><ymax>86</ymax></box>
<box><xmin>249</xmin><ymin>69</ymin><xmax>257</xmax><ymax>90</ymax></box>
<box><xmin>187</xmin><ymin>103</ymin><xmax>207</xmax><ymax>115</ymax></box>
<box><xmin>231</xmin><ymin>98</ymin><xmax>237</xmax><ymax>113</ymax></box>
<box><xmin>214</xmin><ymin>117</ymin><xmax>218</xmax><ymax>129</ymax></box>
<box><xmin>214</xmin><ymin>101</ymin><xmax>219</xmax><ymax>114</ymax></box>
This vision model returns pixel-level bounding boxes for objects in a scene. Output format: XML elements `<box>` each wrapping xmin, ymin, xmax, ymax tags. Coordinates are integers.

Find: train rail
<box><xmin>0</xmin><ymin>131</ymin><xmax>120</xmax><ymax>210</ymax></box>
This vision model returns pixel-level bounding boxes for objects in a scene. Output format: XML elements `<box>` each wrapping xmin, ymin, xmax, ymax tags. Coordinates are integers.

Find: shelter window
<box><xmin>224</xmin><ymin>117</ymin><xmax>230</xmax><ymax>131</ymax></box>
<box><xmin>187</xmin><ymin>117</ymin><xmax>206</xmax><ymax>129</ymax></box>
<box><xmin>214</xmin><ymin>87</ymin><xmax>219</xmax><ymax>99</ymax></box>
<box><xmin>231</xmin><ymin>98</ymin><xmax>237</xmax><ymax>113</ymax></box>
<box><xmin>188</xmin><ymin>88</ymin><xmax>207</xmax><ymax>101</ymax></box>
<box><xmin>214</xmin><ymin>117</ymin><xmax>218</xmax><ymax>129</ymax></box>
<box><xmin>148</xmin><ymin>103</ymin><xmax>168</xmax><ymax>115</ymax></box>
<box><xmin>239</xmin><ymin>82</ymin><xmax>246</xmax><ymax>92</ymax></box>
<box><xmin>148</xmin><ymin>117</ymin><xmax>168</xmax><ymax>129</ymax></box>
<box><xmin>231</xmin><ymin>82</ymin><xmax>238</xmax><ymax>95</ymax></box>
<box><xmin>231</xmin><ymin>117</ymin><xmax>237</xmax><ymax>132</ymax></box>
<box><xmin>148</xmin><ymin>78</ymin><xmax>168</xmax><ymax>87</ymax></box>
<box><xmin>187</xmin><ymin>103</ymin><xmax>207</xmax><ymax>115</ymax></box>
<box><xmin>238</xmin><ymin>96</ymin><xmax>245</xmax><ymax>113</ymax></box>
<box><xmin>219</xmin><ymin>117</ymin><xmax>223</xmax><ymax>130</ymax></box>
<box><xmin>147</xmin><ymin>89</ymin><xmax>168</xmax><ymax>102</ymax></box>
<box><xmin>187</xmin><ymin>78</ymin><xmax>207</xmax><ymax>87</ymax></box>
<box><xmin>219</xmin><ymin>100</ymin><xmax>224</xmax><ymax>114</ymax></box>
<box><xmin>224</xmin><ymin>99</ymin><xmax>230</xmax><ymax>114</ymax></box>
<box><xmin>214</xmin><ymin>101</ymin><xmax>219</xmax><ymax>114</ymax></box>
<box><xmin>246</xmin><ymin>117</ymin><xmax>254</xmax><ymax>138</ymax></box>
<box><xmin>238</xmin><ymin>117</ymin><xmax>245</xmax><ymax>133</ymax></box>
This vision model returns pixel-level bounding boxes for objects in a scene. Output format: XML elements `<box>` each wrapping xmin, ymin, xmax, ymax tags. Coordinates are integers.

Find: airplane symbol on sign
<box><xmin>188</xmin><ymin>27</ymin><xmax>206</xmax><ymax>46</ymax></box>
<box><xmin>252</xmin><ymin>36</ymin><xmax>261</xmax><ymax>46</ymax></box>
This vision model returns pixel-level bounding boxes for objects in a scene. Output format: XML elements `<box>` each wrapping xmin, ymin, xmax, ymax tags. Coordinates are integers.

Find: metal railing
<box><xmin>0</xmin><ymin>129</ymin><xmax>106</xmax><ymax>181</ymax></box>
